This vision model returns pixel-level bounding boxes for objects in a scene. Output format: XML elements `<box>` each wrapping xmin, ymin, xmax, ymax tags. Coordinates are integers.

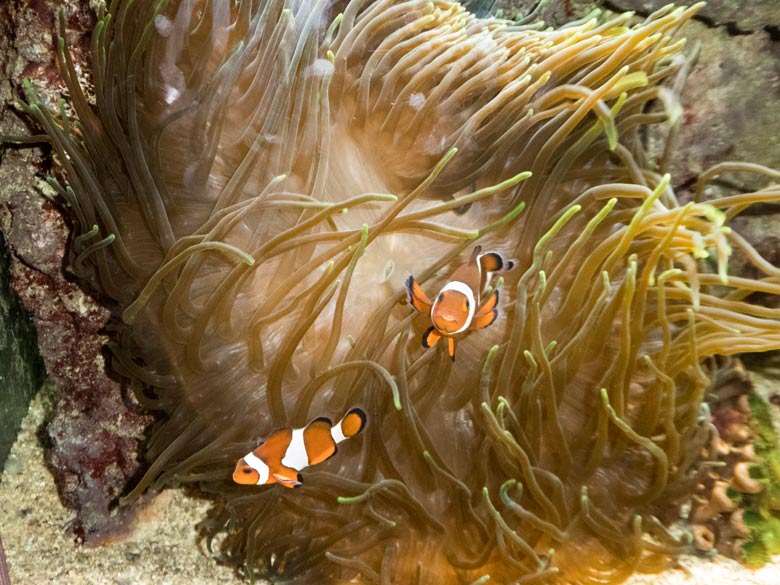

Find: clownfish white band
<box><xmin>243</xmin><ymin>452</ymin><xmax>270</xmax><ymax>485</ymax></box>
<box><xmin>281</xmin><ymin>427</ymin><xmax>310</xmax><ymax>470</ymax></box>
<box><xmin>331</xmin><ymin>419</ymin><xmax>347</xmax><ymax>444</ymax></box>
<box><xmin>435</xmin><ymin>281</ymin><xmax>476</xmax><ymax>334</ymax></box>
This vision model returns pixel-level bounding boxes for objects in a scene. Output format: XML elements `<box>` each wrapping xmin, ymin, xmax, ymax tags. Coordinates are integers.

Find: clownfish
<box><xmin>233</xmin><ymin>408</ymin><xmax>366</xmax><ymax>488</ymax></box>
<box><xmin>405</xmin><ymin>245</ymin><xmax>514</xmax><ymax>361</ymax></box>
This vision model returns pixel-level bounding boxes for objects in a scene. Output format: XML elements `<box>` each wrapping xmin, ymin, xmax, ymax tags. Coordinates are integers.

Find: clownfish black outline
<box><xmin>405</xmin><ymin>245</ymin><xmax>514</xmax><ymax>361</ymax></box>
<box><xmin>233</xmin><ymin>408</ymin><xmax>367</xmax><ymax>488</ymax></box>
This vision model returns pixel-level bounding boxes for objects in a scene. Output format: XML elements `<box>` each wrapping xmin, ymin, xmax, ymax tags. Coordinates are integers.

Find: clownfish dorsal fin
<box><xmin>449</xmin><ymin>249</ymin><xmax>482</xmax><ymax>294</ymax></box>
<box><xmin>259</xmin><ymin>427</ymin><xmax>293</xmax><ymax>460</ymax></box>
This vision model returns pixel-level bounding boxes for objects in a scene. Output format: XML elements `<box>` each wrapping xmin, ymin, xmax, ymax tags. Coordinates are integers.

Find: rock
<box><xmin>0</xmin><ymin>0</ymin><xmax>154</xmax><ymax>544</ymax></box>
<box><xmin>480</xmin><ymin>0</ymin><xmax>599</xmax><ymax>25</ymax></box>
<box><xmin>608</xmin><ymin>0</ymin><xmax>780</xmax><ymax>33</ymax></box>
<box><xmin>664</xmin><ymin>25</ymin><xmax>780</xmax><ymax>192</ymax></box>
<box><xmin>0</xmin><ymin>230</ymin><xmax>45</xmax><ymax>472</ymax></box>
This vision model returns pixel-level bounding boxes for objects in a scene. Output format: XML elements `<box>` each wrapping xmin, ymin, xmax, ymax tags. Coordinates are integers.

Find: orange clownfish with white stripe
<box><xmin>405</xmin><ymin>245</ymin><xmax>514</xmax><ymax>361</ymax></box>
<box><xmin>233</xmin><ymin>408</ymin><xmax>366</xmax><ymax>489</ymax></box>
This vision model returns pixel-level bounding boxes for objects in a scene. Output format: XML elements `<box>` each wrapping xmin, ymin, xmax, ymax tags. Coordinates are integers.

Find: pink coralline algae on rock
<box><xmin>0</xmin><ymin>0</ymin><xmax>154</xmax><ymax>543</ymax></box>
<box><xmin>1</xmin><ymin>197</ymin><xmax>154</xmax><ymax>542</ymax></box>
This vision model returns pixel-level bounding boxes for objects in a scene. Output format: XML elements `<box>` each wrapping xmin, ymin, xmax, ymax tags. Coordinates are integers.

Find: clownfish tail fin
<box><xmin>479</xmin><ymin>251</ymin><xmax>517</xmax><ymax>274</ymax></box>
<box><xmin>479</xmin><ymin>251</ymin><xmax>505</xmax><ymax>273</ymax></box>
<box><xmin>330</xmin><ymin>408</ymin><xmax>366</xmax><ymax>442</ymax></box>
<box><xmin>405</xmin><ymin>275</ymin><xmax>432</xmax><ymax>314</ymax></box>
<box><xmin>331</xmin><ymin>407</ymin><xmax>367</xmax><ymax>444</ymax></box>
<box><xmin>341</xmin><ymin>408</ymin><xmax>367</xmax><ymax>437</ymax></box>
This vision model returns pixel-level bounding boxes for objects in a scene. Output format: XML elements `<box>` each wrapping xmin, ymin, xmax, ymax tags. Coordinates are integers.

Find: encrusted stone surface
<box><xmin>660</xmin><ymin>25</ymin><xmax>780</xmax><ymax>192</ymax></box>
<box><xmin>607</xmin><ymin>0</ymin><xmax>780</xmax><ymax>32</ymax></box>
<box><xmin>486</xmin><ymin>0</ymin><xmax>598</xmax><ymax>25</ymax></box>
<box><xmin>0</xmin><ymin>229</ymin><xmax>45</xmax><ymax>471</ymax></box>
<box><xmin>0</xmin><ymin>0</ymin><xmax>153</xmax><ymax>543</ymax></box>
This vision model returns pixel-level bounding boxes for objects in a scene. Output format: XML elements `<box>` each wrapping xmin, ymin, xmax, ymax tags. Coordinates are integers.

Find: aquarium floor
<box><xmin>0</xmin><ymin>381</ymin><xmax>778</xmax><ymax>585</ymax></box>
<box><xmin>0</xmin><ymin>382</ymin><xmax>238</xmax><ymax>585</ymax></box>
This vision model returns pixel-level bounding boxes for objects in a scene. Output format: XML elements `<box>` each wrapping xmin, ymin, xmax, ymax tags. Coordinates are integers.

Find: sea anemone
<box><xmin>17</xmin><ymin>0</ymin><xmax>780</xmax><ymax>583</ymax></box>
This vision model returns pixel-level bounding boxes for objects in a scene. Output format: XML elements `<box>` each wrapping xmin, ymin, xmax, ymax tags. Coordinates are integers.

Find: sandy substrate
<box><xmin>0</xmin><ymin>382</ymin><xmax>237</xmax><ymax>585</ymax></box>
<box><xmin>1</xmin><ymin>382</ymin><xmax>778</xmax><ymax>585</ymax></box>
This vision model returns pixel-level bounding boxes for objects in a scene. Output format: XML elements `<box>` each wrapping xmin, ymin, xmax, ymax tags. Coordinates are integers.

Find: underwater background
<box><xmin>1</xmin><ymin>0</ymin><xmax>780</xmax><ymax>583</ymax></box>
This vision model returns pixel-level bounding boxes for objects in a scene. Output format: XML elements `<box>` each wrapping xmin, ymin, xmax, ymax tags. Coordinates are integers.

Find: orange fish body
<box><xmin>406</xmin><ymin>246</ymin><xmax>513</xmax><ymax>360</ymax></box>
<box><xmin>233</xmin><ymin>408</ymin><xmax>366</xmax><ymax>488</ymax></box>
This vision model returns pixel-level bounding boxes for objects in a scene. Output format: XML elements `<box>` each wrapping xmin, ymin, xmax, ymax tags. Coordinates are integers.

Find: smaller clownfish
<box><xmin>233</xmin><ymin>408</ymin><xmax>366</xmax><ymax>489</ymax></box>
<box><xmin>405</xmin><ymin>245</ymin><xmax>514</xmax><ymax>361</ymax></box>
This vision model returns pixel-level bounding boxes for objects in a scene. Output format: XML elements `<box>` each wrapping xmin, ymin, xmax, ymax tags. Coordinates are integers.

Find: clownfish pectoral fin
<box><xmin>275</xmin><ymin>477</ymin><xmax>303</xmax><ymax>489</ymax></box>
<box><xmin>447</xmin><ymin>337</ymin><xmax>456</xmax><ymax>361</ymax></box>
<box><xmin>477</xmin><ymin>289</ymin><xmax>499</xmax><ymax>317</ymax></box>
<box><xmin>473</xmin><ymin>309</ymin><xmax>498</xmax><ymax>330</ymax></box>
<box><xmin>405</xmin><ymin>275</ymin><xmax>432</xmax><ymax>314</ymax></box>
<box><xmin>273</xmin><ymin>469</ymin><xmax>303</xmax><ymax>489</ymax></box>
<box><xmin>473</xmin><ymin>290</ymin><xmax>499</xmax><ymax>330</ymax></box>
<box><xmin>422</xmin><ymin>326</ymin><xmax>442</xmax><ymax>349</ymax></box>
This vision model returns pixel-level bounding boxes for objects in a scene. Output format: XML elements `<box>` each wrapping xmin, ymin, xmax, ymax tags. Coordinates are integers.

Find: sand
<box><xmin>0</xmin><ymin>382</ymin><xmax>238</xmax><ymax>585</ymax></box>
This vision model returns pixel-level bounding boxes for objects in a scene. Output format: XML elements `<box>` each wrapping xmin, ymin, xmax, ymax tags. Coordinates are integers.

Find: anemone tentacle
<box><xmin>24</xmin><ymin>0</ymin><xmax>780</xmax><ymax>583</ymax></box>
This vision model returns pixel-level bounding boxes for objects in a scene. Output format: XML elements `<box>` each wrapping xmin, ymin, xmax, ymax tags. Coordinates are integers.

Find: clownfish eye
<box><xmin>242</xmin><ymin>467</ymin><xmax>253</xmax><ymax>474</ymax></box>
<box><xmin>465</xmin><ymin>299</ymin><xmax>470</xmax><ymax>309</ymax></box>
<box><xmin>438</xmin><ymin>293</ymin><xmax>444</xmax><ymax>302</ymax></box>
